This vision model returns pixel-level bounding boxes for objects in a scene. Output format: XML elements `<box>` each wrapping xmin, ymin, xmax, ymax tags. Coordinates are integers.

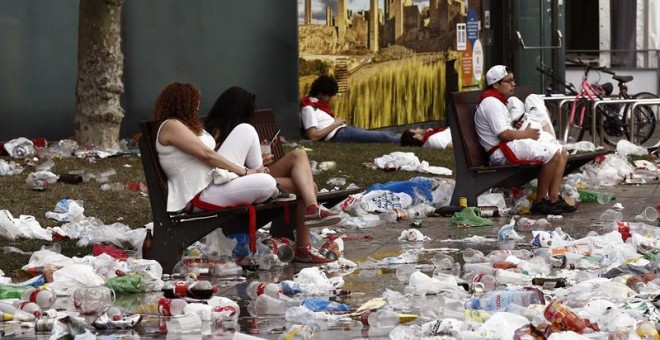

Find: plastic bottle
<box><xmin>0</xmin><ymin>284</ymin><xmax>28</xmax><ymax>300</ymax></box>
<box><xmin>364</xmin><ymin>309</ymin><xmax>399</xmax><ymax>328</ymax></box>
<box><xmin>12</xmin><ymin>300</ymin><xmax>41</xmax><ymax>317</ymax></box>
<box><xmin>636</xmin><ymin>321</ymin><xmax>660</xmax><ymax>339</ymax></box>
<box><xmin>0</xmin><ymin>301</ymin><xmax>36</xmax><ymax>321</ymax></box>
<box><xmin>625</xmin><ymin>276</ymin><xmax>645</xmax><ymax>293</ymax></box>
<box><xmin>141</xmin><ymin>225</ymin><xmax>153</xmax><ymax>260</ymax></box>
<box><xmin>531</xmin><ymin>278</ymin><xmax>568</xmax><ymax>289</ymax></box>
<box><xmin>247</xmin><ymin>281</ymin><xmax>281</xmax><ymax>300</ymax></box>
<box><xmin>278</xmin><ymin>324</ymin><xmax>314</xmax><ymax>340</ymax></box>
<box><xmin>211</xmin><ymin>305</ymin><xmax>239</xmax><ymax>323</ymax></box>
<box><xmin>20</xmin><ymin>287</ymin><xmax>55</xmax><ymax>309</ymax></box>
<box><xmin>543</xmin><ymin>301</ymin><xmax>600</xmax><ymax>333</ymax></box>
<box><xmin>158</xmin><ymin>298</ymin><xmax>187</xmax><ymax>316</ymax></box>
<box><xmin>462</xmin><ymin>263</ymin><xmax>496</xmax><ymax>276</ymax></box>
<box><xmin>163</xmin><ymin>280</ymin><xmax>217</xmax><ymax>299</ymax></box>
<box><xmin>495</xmin><ymin>269</ymin><xmax>531</xmax><ymax>285</ymax></box>
<box><xmin>465</xmin><ymin>288</ymin><xmax>545</xmax><ymax>311</ymax></box>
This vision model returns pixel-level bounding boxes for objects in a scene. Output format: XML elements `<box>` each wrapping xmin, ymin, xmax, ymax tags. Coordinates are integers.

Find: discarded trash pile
<box><xmin>0</xmin><ymin>137</ymin><xmax>659</xmax><ymax>338</ymax></box>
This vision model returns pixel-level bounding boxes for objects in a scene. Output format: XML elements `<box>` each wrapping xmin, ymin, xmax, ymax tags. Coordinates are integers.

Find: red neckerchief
<box><xmin>301</xmin><ymin>96</ymin><xmax>333</xmax><ymax>117</ymax></box>
<box><xmin>479</xmin><ymin>88</ymin><xmax>507</xmax><ymax>105</ymax></box>
<box><xmin>422</xmin><ymin>127</ymin><xmax>447</xmax><ymax>144</ymax></box>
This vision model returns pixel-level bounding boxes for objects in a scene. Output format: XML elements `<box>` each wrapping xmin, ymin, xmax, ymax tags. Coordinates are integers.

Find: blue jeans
<box><xmin>331</xmin><ymin>126</ymin><xmax>400</xmax><ymax>143</ymax></box>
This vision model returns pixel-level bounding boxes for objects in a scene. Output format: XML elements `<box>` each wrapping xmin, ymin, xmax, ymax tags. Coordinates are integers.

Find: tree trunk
<box><xmin>74</xmin><ymin>0</ymin><xmax>125</xmax><ymax>150</ymax></box>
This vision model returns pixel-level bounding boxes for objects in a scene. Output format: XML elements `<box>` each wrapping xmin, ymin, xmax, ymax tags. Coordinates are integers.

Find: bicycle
<box><xmin>538</xmin><ymin>60</ymin><xmax>658</xmax><ymax>147</ymax></box>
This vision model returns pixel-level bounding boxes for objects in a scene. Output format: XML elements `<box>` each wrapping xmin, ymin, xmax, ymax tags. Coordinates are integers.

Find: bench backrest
<box><xmin>250</xmin><ymin>109</ymin><xmax>287</xmax><ymax>162</ymax></box>
<box><xmin>139</xmin><ymin>120</ymin><xmax>171</xmax><ymax>221</ymax></box>
<box><xmin>449</xmin><ymin>86</ymin><xmax>533</xmax><ymax>168</ymax></box>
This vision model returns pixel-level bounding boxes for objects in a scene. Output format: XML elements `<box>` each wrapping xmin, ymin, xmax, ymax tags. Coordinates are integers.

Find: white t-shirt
<box><xmin>474</xmin><ymin>96</ymin><xmax>512</xmax><ymax>151</ymax></box>
<box><xmin>423</xmin><ymin>128</ymin><xmax>452</xmax><ymax>149</ymax></box>
<box><xmin>300</xmin><ymin>97</ymin><xmax>346</xmax><ymax>141</ymax></box>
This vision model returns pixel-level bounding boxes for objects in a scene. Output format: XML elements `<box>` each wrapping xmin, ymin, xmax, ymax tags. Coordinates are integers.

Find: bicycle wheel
<box><xmin>599</xmin><ymin>103</ymin><xmax>627</xmax><ymax>147</ymax></box>
<box><xmin>625</xmin><ymin>92</ymin><xmax>658</xmax><ymax>145</ymax></box>
<box><xmin>563</xmin><ymin>98</ymin><xmax>590</xmax><ymax>144</ymax></box>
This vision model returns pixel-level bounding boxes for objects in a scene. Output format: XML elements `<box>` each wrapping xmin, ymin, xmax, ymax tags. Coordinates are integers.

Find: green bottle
<box><xmin>0</xmin><ymin>284</ymin><xmax>30</xmax><ymax>299</ymax></box>
<box><xmin>577</xmin><ymin>190</ymin><xmax>599</xmax><ymax>203</ymax></box>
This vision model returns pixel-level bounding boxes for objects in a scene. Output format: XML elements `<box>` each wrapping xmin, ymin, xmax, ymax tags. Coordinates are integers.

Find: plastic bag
<box><xmin>616</xmin><ymin>139</ymin><xmax>647</xmax><ymax>157</ymax></box>
<box><xmin>360</xmin><ymin>190</ymin><xmax>413</xmax><ymax>213</ymax></box>
<box><xmin>105</xmin><ymin>274</ymin><xmax>145</xmax><ymax>294</ymax></box>
<box><xmin>450</xmin><ymin>207</ymin><xmax>493</xmax><ymax>227</ymax></box>
<box><xmin>4</xmin><ymin>137</ymin><xmax>35</xmax><ymax>159</ymax></box>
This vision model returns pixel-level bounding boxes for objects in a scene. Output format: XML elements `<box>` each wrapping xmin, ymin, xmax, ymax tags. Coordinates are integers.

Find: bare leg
<box><xmin>548</xmin><ymin>150</ymin><xmax>568</xmax><ymax>201</ymax></box>
<box><xmin>535</xmin><ymin>152</ymin><xmax>562</xmax><ymax>202</ymax></box>
<box><xmin>269</xmin><ymin>149</ymin><xmax>320</xmax><ymax>249</ymax></box>
<box><xmin>269</xmin><ymin>149</ymin><xmax>317</xmax><ymax>207</ymax></box>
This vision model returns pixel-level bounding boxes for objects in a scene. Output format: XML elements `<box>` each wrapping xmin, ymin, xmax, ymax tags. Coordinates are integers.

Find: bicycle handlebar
<box><xmin>566</xmin><ymin>58</ymin><xmax>616</xmax><ymax>76</ymax></box>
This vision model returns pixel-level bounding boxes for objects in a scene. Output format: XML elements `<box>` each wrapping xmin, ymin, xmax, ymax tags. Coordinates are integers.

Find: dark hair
<box><xmin>309</xmin><ymin>75</ymin><xmax>339</xmax><ymax>97</ymax></box>
<box><xmin>153</xmin><ymin>82</ymin><xmax>203</xmax><ymax>134</ymax></box>
<box><xmin>205</xmin><ymin>86</ymin><xmax>256</xmax><ymax>145</ymax></box>
<box><xmin>400</xmin><ymin>130</ymin><xmax>423</xmax><ymax>147</ymax></box>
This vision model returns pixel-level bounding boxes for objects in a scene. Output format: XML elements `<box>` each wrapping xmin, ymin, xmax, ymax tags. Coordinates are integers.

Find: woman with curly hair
<box><xmin>205</xmin><ymin>86</ymin><xmax>341</xmax><ymax>264</ymax></box>
<box><xmin>152</xmin><ymin>82</ymin><xmax>277</xmax><ymax>214</ymax></box>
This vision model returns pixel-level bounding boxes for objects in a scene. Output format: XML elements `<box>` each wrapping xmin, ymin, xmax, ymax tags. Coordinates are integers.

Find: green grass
<box><xmin>0</xmin><ymin>142</ymin><xmax>455</xmax><ymax>278</ymax></box>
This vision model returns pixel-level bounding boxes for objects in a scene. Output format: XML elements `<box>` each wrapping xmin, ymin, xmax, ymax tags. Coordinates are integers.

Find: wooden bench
<box><xmin>139</xmin><ymin>110</ymin><xmax>360</xmax><ymax>273</ymax></box>
<box><xmin>446</xmin><ymin>87</ymin><xmax>611</xmax><ymax>206</ymax></box>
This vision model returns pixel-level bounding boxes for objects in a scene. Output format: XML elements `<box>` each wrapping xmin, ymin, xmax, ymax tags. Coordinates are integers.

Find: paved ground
<box><xmin>208</xmin><ymin>181</ymin><xmax>659</xmax><ymax>339</ymax></box>
<box><xmin>7</xmin><ymin>181</ymin><xmax>658</xmax><ymax>339</ymax></box>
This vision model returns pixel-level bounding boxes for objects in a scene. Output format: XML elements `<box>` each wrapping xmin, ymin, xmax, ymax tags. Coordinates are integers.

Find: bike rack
<box><xmin>542</xmin><ymin>95</ymin><xmax>578</xmax><ymax>138</ymax></box>
<box><xmin>629</xmin><ymin>99</ymin><xmax>660</xmax><ymax>144</ymax></box>
<box><xmin>591</xmin><ymin>99</ymin><xmax>652</xmax><ymax>146</ymax></box>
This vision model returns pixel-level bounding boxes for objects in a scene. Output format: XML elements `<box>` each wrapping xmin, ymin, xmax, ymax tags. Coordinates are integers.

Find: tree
<box><xmin>74</xmin><ymin>0</ymin><xmax>125</xmax><ymax>150</ymax></box>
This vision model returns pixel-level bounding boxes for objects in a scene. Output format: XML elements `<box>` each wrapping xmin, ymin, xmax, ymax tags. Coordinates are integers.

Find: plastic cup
<box><xmin>431</xmin><ymin>254</ymin><xmax>454</xmax><ymax>270</ymax></box>
<box><xmin>599</xmin><ymin>209</ymin><xmax>624</xmax><ymax>222</ymax></box>
<box><xmin>166</xmin><ymin>314</ymin><xmax>202</xmax><ymax>333</ymax></box>
<box><xmin>72</xmin><ymin>286</ymin><xmax>115</xmax><ymax>315</ymax></box>
<box><xmin>395</xmin><ymin>264</ymin><xmax>416</xmax><ymax>283</ymax></box>
<box><xmin>254</xmin><ymin>294</ymin><xmax>288</xmax><ymax>315</ymax></box>
<box><xmin>260</xmin><ymin>144</ymin><xmax>271</xmax><ymax>156</ymax></box>
<box><xmin>262</xmin><ymin>238</ymin><xmax>294</xmax><ymax>263</ymax></box>
<box><xmin>635</xmin><ymin>206</ymin><xmax>658</xmax><ymax>222</ymax></box>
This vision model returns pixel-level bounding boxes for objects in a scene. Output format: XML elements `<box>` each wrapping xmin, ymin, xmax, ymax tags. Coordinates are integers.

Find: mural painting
<box><xmin>298</xmin><ymin>0</ymin><xmax>482</xmax><ymax>128</ymax></box>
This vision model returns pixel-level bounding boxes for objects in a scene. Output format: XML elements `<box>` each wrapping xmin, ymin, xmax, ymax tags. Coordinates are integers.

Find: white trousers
<box><xmin>199</xmin><ymin>123</ymin><xmax>277</xmax><ymax>207</ymax></box>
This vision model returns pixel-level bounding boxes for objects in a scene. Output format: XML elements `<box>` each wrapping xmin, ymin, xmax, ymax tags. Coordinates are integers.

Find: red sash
<box><xmin>422</xmin><ymin>127</ymin><xmax>447</xmax><ymax>144</ymax></box>
<box><xmin>300</xmin><ymin>96</ymin><xmax>333</xmax><ymax>117</ymax></box>
<box><xmin>487</xmin><ymin>141</ymin><xmax>543</xmax><ymax>165</ymax></box>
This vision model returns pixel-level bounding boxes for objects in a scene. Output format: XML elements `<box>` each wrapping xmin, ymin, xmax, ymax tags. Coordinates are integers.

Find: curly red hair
<box><xmin>152</xmin><ymin>82</ymin><xmax>203</xmax><ymax>134</ymax></box>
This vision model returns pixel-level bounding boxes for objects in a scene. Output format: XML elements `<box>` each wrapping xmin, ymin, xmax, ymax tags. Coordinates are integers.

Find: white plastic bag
<box><xmin>49</xmin><ymin>264</ymin><xmax>106</xmax><ymax>296</ymax></box>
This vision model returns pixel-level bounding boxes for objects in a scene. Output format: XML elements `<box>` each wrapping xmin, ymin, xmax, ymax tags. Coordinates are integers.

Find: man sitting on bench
<box><xmin>475</xmin><ymin>65</ymin><xmax>576</xmax><ymax>215</ymax></box>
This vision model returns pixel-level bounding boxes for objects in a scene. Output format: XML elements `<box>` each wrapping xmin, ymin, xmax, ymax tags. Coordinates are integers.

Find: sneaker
<box><xmin>293</xmin><ymin>244</ymin><xmax>334</xmax><ymax>264</ymax></box>
<box><xmin>304</xmin><ymin>205</ymin><xmax>342</xmax><ymax>228</ymax></box>
<box><xmin>272</xmin><ymin>190</ymin><xmax>296</xmax><ymax>202</ymax></box>
<box><xmin>530</xmin><ymin>199</ymin><xmax>563</xmax><ymax>215</ymax></box>
<box><xmin>553</xmin><ymin>197</ymin><xmax>577</xmax><ymax>213</ymax></box>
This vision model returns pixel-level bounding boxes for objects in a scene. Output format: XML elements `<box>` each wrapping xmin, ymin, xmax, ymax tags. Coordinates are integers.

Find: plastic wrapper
<box><xmin>4</xmin><ymin>137</ymin><xmax>35</xmax><ymax>159</ymax></box>
<box><xmin>26</xmin><ymin>171</ymin><xmax>58</xmax><ymax>190</ymax></box>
